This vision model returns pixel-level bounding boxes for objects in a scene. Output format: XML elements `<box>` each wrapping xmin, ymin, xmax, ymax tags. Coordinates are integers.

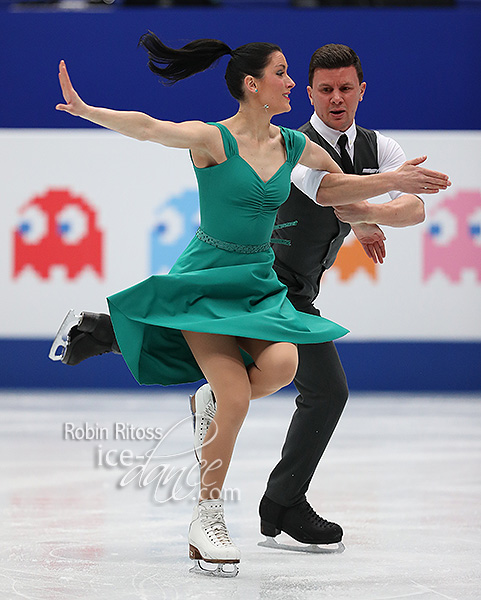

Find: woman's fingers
<box><xmin>56</xmin><ymin>60</ymin><xmax>84</xmax><ymax>115</ymax></box>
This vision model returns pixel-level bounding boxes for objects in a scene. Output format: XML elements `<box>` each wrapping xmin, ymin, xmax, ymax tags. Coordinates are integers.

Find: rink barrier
<box><xmin>1</xmin><ymin>339</ymin><xmax>480</xmax><ymax>392</ymax></box>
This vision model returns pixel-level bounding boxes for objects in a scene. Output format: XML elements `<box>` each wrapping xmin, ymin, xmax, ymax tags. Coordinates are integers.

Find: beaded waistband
<box><xmin>195</xmin><ymin>228</ymin><xmax>272</xmax><ymax>254</ymax></box>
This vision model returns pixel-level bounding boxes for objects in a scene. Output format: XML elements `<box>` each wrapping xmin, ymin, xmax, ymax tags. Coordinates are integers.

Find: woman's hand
<box><xmin>56</xmin><ymin>60</ymin><xmax>89</xmax><ymax>117</ymax></box>
<box><xmin>54</xmin><ymin>59</ymin><xmax>219</xmax><ymax>154</ymax></box>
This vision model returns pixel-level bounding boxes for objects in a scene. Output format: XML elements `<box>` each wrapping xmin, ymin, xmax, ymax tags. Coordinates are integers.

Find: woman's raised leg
<box><xmin>238</xmin><ymin>337</ymin><xmax>298</xmax><ymax>400</ymax></box>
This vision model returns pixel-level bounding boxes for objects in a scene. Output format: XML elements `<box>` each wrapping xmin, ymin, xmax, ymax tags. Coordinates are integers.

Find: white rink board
<box><xmin>1</xmin><ymin>130</ymin><xmax>198</xmax><ymax>338</ymax></box>
<box><xmin>318</xmin><ymin>131</ymin><xmax>481</xmax><ymax>340</ymax></box>
<box><xmin>1</xmin><ymin>129</ymin><xmax>480</xmax><ymax>341</ymax></box>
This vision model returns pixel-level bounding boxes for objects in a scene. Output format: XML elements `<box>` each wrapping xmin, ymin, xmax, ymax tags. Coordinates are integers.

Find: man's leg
<box><xmin>259</xmin><ymin>341</ymin><xmax>348</xmax><ymax>543</ymax></box>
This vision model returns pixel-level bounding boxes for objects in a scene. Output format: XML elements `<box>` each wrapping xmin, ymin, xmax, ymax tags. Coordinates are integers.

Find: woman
<box><xmin>50</xmin><ymin>33</ymin><xmax>449</xmax><ymax>576</ymax></box>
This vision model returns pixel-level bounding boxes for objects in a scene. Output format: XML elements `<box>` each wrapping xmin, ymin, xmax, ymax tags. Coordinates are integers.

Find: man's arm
<box><xmin>331</xmin><ymin>133</ymin><xmax>426</xmax><ymax>227</ymax></box>
<box><xmin>293</xmin><ymin>158</ymin><xmax>448</xmax><ymax>207</ymax></box>
<box><xmin>295</xmin><ymin>130</ymin><xmax>450</xmax><ymax>207</ymax></box>
<box><xmin>333</xmin><ymin>194</ymin><xmax>425</xmax><ymax>228</ymax></box>
<box><xmin>316</xmin><ymin>156</ymin><xmax>448</xmax><ymax>205</ymax></box>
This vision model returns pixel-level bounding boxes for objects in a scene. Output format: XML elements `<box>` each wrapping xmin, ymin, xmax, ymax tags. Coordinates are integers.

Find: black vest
<box><xmin>272</xmin><ymin>122</ymin><xmax>378</xmax><ymax>312</ymax></box>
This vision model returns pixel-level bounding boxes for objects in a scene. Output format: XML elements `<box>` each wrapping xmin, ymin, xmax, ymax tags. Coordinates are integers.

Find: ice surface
<box><xmin>1</xmin><ymin>390</ymin><xmax>480</xmax><ymax>599</ymax></box>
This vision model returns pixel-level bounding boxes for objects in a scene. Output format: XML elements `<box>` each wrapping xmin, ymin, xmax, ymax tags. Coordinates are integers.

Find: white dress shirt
<box><xmin>291</xmin><ymin>112</ymin><xmax>407</xmax><ymax>202</ymax></box>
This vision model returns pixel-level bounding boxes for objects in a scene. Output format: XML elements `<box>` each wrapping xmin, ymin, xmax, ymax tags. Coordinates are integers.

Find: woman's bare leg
<box><xmin>182</xmin><ymin>331</ymin><xmax>251</xmax><ymax>501</ymax></box>
<box><xmin>238</xmin><ymin>338</ymin><xmax>298</xmax><ymax>399</ymax></box>
<box><xmin>183</xmin><ymin>332</ymin><xmax>298</xmax><ymax>501</ymax></box>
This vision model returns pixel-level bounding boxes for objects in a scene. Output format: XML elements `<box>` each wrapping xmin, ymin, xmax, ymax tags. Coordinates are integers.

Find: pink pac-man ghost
<box><xmin>423</xmin><ymin>190</ymin><xmax>481</xmax><ymax>282</ymax></box>
<box><xmin>13</xmin><ymin>188</ymin><xmax>103</xmax><ymax>279</ymax></box>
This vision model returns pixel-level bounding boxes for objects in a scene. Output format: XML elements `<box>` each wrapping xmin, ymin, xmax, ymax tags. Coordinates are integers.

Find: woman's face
<box><xmin>255</xmin><ymin>51</ymin><xmax>295</xmax><ymax>114</ymax></box>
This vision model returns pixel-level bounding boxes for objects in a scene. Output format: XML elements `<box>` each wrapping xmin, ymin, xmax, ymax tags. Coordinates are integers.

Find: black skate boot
<box><xmin>259</xmin><ymin>495</ymin><xmax>343</xmax><ymax>545</ymax></box>
<box><xmin>49</xmin><ymin>310</ymin><xmax>120</xmax><ymax>365</ymax></box>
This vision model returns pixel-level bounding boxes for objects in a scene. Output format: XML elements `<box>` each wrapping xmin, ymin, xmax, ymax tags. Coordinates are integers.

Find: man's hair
<box><xmin>308</xmin><ymin>44</ymin><xmax>363</xmax><ymax>86</ymax></box>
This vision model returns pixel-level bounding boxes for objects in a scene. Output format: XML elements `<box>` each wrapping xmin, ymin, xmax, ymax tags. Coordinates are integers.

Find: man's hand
<box><xmin>395</xmin><ymin>156</ymin><xmax>451</xmax><ymax>194</ymax></box>
<box><xmin>351</xmin><ymin>223</ymin><xmax>386</xmax><ymax>264</ymax></box>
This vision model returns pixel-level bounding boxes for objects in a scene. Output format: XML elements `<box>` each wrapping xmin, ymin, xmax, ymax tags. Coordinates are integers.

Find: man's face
<box><xmin>307</xmin><ymin>66</ymin><xmax>366</xmax><ymax>132</ymax></box>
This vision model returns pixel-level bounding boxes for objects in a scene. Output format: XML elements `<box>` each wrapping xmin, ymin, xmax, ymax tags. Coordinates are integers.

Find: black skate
<box><xmin>49</xmin><ymin>309</ymin><xmax>120</xmax><ymax>365</ymax></box>
<box><xmin>258</xmin><ymin>495</ymin><xmax>345</xmax><ymax>554</ymax></box>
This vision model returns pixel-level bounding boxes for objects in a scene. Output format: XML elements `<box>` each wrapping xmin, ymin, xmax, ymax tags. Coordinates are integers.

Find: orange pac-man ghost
<box><xmin>331</xmin><ymin>236</ymin><xmax>377</xmax><ymax>282</ymax></box>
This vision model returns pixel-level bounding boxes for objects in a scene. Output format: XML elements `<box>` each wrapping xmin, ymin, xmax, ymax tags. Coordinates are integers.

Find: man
<box><xmin>258</xmin><ymin>43</ymin><xmax>427</xmax><ymax>547</ymax></box>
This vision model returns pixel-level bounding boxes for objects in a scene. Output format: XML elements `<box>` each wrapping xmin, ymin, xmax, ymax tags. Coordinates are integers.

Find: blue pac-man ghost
<box><xmin>150</xmin><ymin>189</ymin><xmax>200</xmax><ymax>275</ymax></box>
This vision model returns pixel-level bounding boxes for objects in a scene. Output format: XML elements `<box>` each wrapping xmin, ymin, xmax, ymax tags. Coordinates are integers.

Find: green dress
<box><xmin>107</xmin><ymin>123</ymin><xmax>348</xmax><ymax>386</ymax></box>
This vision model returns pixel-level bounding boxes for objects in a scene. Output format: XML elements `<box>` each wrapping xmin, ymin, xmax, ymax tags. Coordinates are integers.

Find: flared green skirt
<box><xmin>107</xmin><ymin>237</ymin><xmax>348</xmax><ymax>386</ymax></box>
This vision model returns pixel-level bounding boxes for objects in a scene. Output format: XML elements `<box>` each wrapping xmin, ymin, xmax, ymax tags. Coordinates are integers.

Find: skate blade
<box><xmin>258</xmin><ymin>536</ymin><xmax>345</xmax><ymax>554</ymax></box>
<box><xmin>48</xmin><ymin>309</ymin><xmax>81</xmax><ymax>362</ymax></box>
<box><xmin>189</xmin><ymin>560</ymin><xmax>239</xmax><ymax>578</ymax></box>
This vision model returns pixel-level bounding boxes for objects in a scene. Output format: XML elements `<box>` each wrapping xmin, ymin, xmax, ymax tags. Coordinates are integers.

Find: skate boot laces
<box><xmin>191</xmin><ymin>385</ymin><xmax>217</xmax><ymax>461</ymax></box>
<box><xmin>198</xmin><ymin>398</ymin><xmax>216</xmax><ymax>442</ymax></box>
<box><xmin>299</xmin><ymin>500</ymin><xmax>337</xmax><ymax>530</ymax></box>
<box><xmin>200</xmin><ymin>502</ymin><xmax>235</xmax><ymax>548</ymax></box>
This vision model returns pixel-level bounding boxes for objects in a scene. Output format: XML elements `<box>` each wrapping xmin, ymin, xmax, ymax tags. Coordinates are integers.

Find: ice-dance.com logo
<box><xmin>63</xmin><ymin>417</ymin><xmax>240</xmax><ymax>504</ymax></box>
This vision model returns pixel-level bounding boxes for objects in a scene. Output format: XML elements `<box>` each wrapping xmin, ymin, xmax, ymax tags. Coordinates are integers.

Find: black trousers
<box><xmin>264</xmin><ymin>339</ymin><xmax>349</xmax><ymax>506</ymax></box>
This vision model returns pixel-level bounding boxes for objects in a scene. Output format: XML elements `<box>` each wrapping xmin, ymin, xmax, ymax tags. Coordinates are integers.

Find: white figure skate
<box><xmin>190</xmin><ymin>384</ymin><xmax>217</xmax><ymax>462</ymax></box>
<box><xmin>189</xmin><ymin>499</ymin><xmax>240</xmax><ymax>577</ymax></box>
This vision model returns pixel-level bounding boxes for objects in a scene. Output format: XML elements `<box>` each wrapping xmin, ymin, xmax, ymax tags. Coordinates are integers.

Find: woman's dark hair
<box><xmin>308</xmin><ymin>43</ymin><xmax>363</xmax><ymax>86</ymax></box>
<box><xmin>139</xmin><ymin>32</ymin><xmax>281</xmax><ymax>101</ymax></box>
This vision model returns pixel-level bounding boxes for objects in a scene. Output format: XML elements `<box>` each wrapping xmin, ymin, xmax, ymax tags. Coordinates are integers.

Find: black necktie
<box><xmin>337</xmin><ymin>134</ymin><xmax>355</xmax><ymax>174</ymax></box>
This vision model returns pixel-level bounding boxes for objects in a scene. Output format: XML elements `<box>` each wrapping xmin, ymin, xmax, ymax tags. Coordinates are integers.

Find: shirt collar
<box><xmin>309</xmin><ymin>112</ymin><xmax>357</xmax><ymax>150</ymax></box>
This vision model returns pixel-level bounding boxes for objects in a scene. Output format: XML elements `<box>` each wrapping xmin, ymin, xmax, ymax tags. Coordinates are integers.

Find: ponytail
<box><xmin>139</xmin><ymin>32</ymin><xmax>232</xmax><ymax>84</ymax></box>
<box><xmin>139</xmin><ymin>32</ymin><xmax>282</xmax><ymax>102</ymax></box>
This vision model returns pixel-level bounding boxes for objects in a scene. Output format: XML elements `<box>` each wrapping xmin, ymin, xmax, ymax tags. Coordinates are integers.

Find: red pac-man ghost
<box><xmin>423</xmin><ymin>190</ymin><xmax>481</xmax><ymax>282</ymax></box>
<box><xmin>13</xmin><ymin>189</ymin><xmax>103</xmax><ymax>279</ymax></box>
<box><xmin>332</xmin><ymin>236</ymin><xmax>378</xmax><ymax>282</ymax></box>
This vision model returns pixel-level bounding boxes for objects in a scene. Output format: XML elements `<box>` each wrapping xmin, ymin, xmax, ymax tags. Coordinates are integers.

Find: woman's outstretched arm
<box><xmin>55</xmin><ymin>60</ymin><xmax>213</xmax><ymax>150</ymax></box>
